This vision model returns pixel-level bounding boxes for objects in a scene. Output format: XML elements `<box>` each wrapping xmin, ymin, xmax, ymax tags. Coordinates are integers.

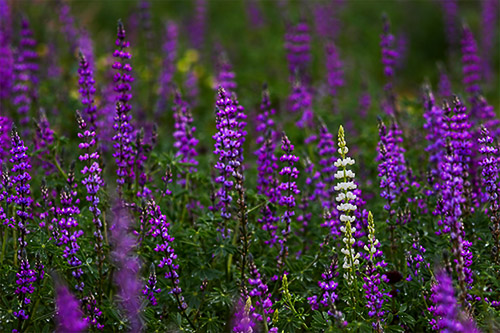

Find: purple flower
<box><xmin>0</xmin><ymin>0</ymin><xmax>13</xmax><ymax>101</ymax></box>
<box><xmin>380</xmin><ymin>15</ymin><xmax>398</xmax><ymax>115</ymax></box>
<box><xmin>461</xmin><ymin>26</ymin><xmax>482</xmax><ymax>97</ymax></box>
<box><xmin>358</xmin><ymin>83</ymin><xmax>371</xmax><ymax>118</ymax></box>
<box><xmin>78</xmin><ymin>52</ymin><xmax>97</xmax><ymax>131</ymax></box>
<box><xmin>188</xmin><ymin>0</ymin><xmax>207</xmax><ymax>50</ymax></box>
<box><xmin>428</xmin><ymin>269</ymin><xmax>479</xmax><ymax>332</ymax></box>
<box><xmin>55</xmin><ymin>283</ymin><xmax>87</xmax><ymax>333</ymax></box>
<box><xmin>216</xmin><ymin>54</ymin><xmax>237</xmax><ymax>94</ymax></box>
<box><xmin>405</xmin><ymin>234</ymin><xmax>430</xmax><ymax>283</ymax></box>
<box><xmin>313</xmin><ymin>1</ymin><xmax>343</xmax><ymax>40</ymax></box>
<box><xmin>34</xmin><ymin>109</ymin><xmax>55</xmax><ymax>173</ymax></box>
<box><xmin>481</xmin><ymin>0</ymin><xmax>499</xmax><ymax>82</ymax></box>
<box><xmin>245</xmin><ymin>0</ymin><xmax>264</xmax><ymax>28</ymax></box>
<box><xmin>78</xmin><ymin>29</ymin><xmax>95</xmax><ymax>70</ymax></box>
<box><xmin>156</xmin><ymin>21</ymin><xmax>178</xmax><ymax>113</ymax></box>
<box><xmin>478</xmin><ymin>126</ymin><xmax>500</xmax><ymax>261</ymax></box>
<box><xmin>277</xmin><ymin>133</ymin><xmax>300</xmax><ymax>269</ymax></box>
<box><xmin>184</xmin><ymin>70</ymin><xmax>199</xmax><ymax>107</ymax></box>
<box><xmin>13</xmin><ymin>254</ymin><xmax>37</xmax><ymax>321</ymax></box>
<box><xmin>440</xmin><ymin>0</ymin><xmax>459</xmax><ymax>45</ymax></box>
<box><xmin>111</xmin><ymin>203</ymin><xmax>142</xmax><ymax>332</ymax></box>
<box><xmin>438</xmin><ymin>67</ymin><xmax>452</xmax><ymax>98</ymax></box>
<box><xmin>325</xmin><ymin>42</ymin><xmax>344</xmax><ymax>98</ymax></box>
<box><xmin>232</xmin><ymin>297</ymin><xmax>256</xmax><ymax>333</ymax></box>
<box><xmin>212</xmin><ymin>88</ymin><xmax>247</xmax><ymax>237</ymax></box>
<box><xmin>143</xmin><ymin>263</ymin><xmax>161</xmax><ymax>306</ymax></box>
<box><xmin>58</xmin><ymin>0</ymin><xmax>79</xmax><ymax>53</ymax></box>
<box><xmin>247</xmin><ymin>257</ymin><xmax>275</xmax><ymax>329</ymax></box>
<box><xmin>112</xmin><ymin>20</ymin><xmax>136</xmax><ymax>194</ymax></box>
<box><xmin>289</xmin><ymin>80</ymin><xmax>314</xmax><ymax>129</ymax></box>
<box><xmin>52</xmin><ymin>163</ymin><xmax>84</xmax><ymax>291</ymax></box>
<box><xmin>284</xmin><ymin>21</ymin><xmax>311</xmax><ymax>81</ymax></box>
<box><xmin>0</xmin><ymin>116</ymin><xmax>11</xmax><ymax>163</ymax></box>
<box><xmin>13</xmin><ymin>18</ymin><xmax>39</xmax><ymax>135</ymax></box>
<box><xmin>173</xmin><ymin>90</ymin><xmax>199</xmax><ymax>180</ymax></box>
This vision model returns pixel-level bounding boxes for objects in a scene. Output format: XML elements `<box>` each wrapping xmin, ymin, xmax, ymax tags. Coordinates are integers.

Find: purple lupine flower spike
<box><xmin>111</xmin><ymin>203</ymin><xmax>142</xmax><ymax>332</ymax></box>
<box><xmin>52</xmin><ymin>162</ymin><xmax>84</xmax><ymax>291</ymax></box>
<box><xmin>184</xmin><ymin>70</ymin><xmax>199</xmax><ymax>107</ymax></box>
<box><xmin>478</xmin><ymin>126</ymin><xmax>500</xmax><ymax>262</ymax></box>
<box><xmin>0</xmin><ymin>0</ymin><xmax>13</xmax><ymax>103</ymax></box>
<box><xmin>216</xmin><ymin>54</ymin><xmax>237</xmax><ymax>94</ymax></box>
<box><xmin>428</xmin><ymin>269</ymin><xmax>479</xmax><ymax>332</ymax></box>
<box><xmin>440</xmin><ymin>0</ymin><xmax>459</xmax><ymax>45</ymax></box>
<box><xmin>481</xmin><ymin>0</ymin><xmax>499</xmax><ymax>82</ymax></box>
<box><xmin>438</xmin><ymin>66</ymin><xmax>452</xmax><ymax>98</ymax></box>
<box><xmin>247</xmin><ymin>256</ymin><xmax>276</xmax><ymax>331</ymax></box>
<box><xmin>358</xmin><ymin>83</ymin><xmax>371</xmax><ymax>118</ymax></box>
<box><xmin>0</xmin><ymin>116</ymin><xmax>11</xmax><ymax>164</ymax></box>
<box><xmin>232</xmin><ymin>297</ymin><xmax>256</xmax><ymax>333</ymax></box>
<box><xmin>78</xmin><ymin>29</ymin><xmax>95</xmax><ymax>70</ymax></box>
<box><xmin>422</xmin><ymin>87</ymin><xmax>445</xmax><ymax>195</ymax></box>
<box><xmin>284</xmin><ymin>21</ymin><xmax>311</xmax><ymax>81</ymax></box>
<box><xmin>325</xmin><ymin>42</ymin><xmax>344</xmax><ymax>99</ymax></box>
<box><xmin>78</xmin><ymin>52</ymin><xmax>97</xmax><ymax>131</ymax></box>
<box><xmin>143</xmin><ymin>263</ymin><xmax>161</xmax><ymax>306</ymax></box>
<box><xmin>189</xmin><ymin>0</ymin><xmax>207</xmax><ymax>50</ymax></box>
<box><xmin>173</xmin><ymin>90</ymin><xmax>199</xmax><ymax>183</ymax></box>
<box><xmin>112</xmin><ymin>20</ymin><xmax>135</xmax><ymax>195</ymax></box>
<box><xmin>255</xmin><ymin>86</ymin><xmax>279</xmax><ymax>246</ymax></box>
<box><xmin>380</xmin><ymin>15</ymin><xmax>398</xmax><ymax>116</ymax></box>
<box><xmin>10</xmin><ymin>127</ymin><xmax>35</xmax><ymax>323</ymax></box>
<box><xmin>461</xmin><ymin>26</ymin><xmax>482</xmax><ymax>98</ymax></box>
<box><xmin>277</xmin><ymin>133</ymin><xmax>300</xmax><ymax>270</ymax></box>
<box><xmin>308</xmin><ymin>255</ymin><xmax>347</xmax><ymax>328</ymax></box>
<box><xmin>55</xmin><ymin>282</ymin><xmax>88</xmax><ymax>333</ymax></box>
<box><xmin>13</xmin><ymin>18</ymin><xmax>39</xmax><ymax>135</ymax></box>
<box><xmin>245</xmin><ymin>0</ymin><xmax>264</xmax><ymax>28</ymax></box>
<box><xmin>405</xmin><ymin>233</ymin><xmax>430</xmax><ymax>282</ymax></box>
<box><xmin>290</xmin><ymin>80</ymin><xmax>314</xmax><ymax>129</ymax></box>
<box><xmin>156</xmin><ymin>21</ymin><xmax>178</xmax><ymax>114</ymax></box>
<box><xmin>212</xmin><ymin>88</ymin><xmax>246</xmax><ymax>238</ymax></box>
<box><xmin>58</xmin><ymin>0</ymin><xmax>79</xmax><ymax>53</ymax></box>
<box><xmin>77</xmin><ymin>112</ymin><xmax>104</xmax><ymax>292</ymax></box>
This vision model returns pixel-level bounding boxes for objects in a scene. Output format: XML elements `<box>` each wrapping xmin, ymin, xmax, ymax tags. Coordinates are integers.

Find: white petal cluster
<box><xmin>364</xmin><ymin>211</ymin><xmax>380</xmax><ymax>260</ymax></box>
<box><xmin>333</xmin><ymin>181</ymin><xmax>357</xmax><ymax>191</ymax></box>
<box><xmin>334</xmin><ymin>157</ymin><xmax>355</xmax><ymax>168</ymax></box>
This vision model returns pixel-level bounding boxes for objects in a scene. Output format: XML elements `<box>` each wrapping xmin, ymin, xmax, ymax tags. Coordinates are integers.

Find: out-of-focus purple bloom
<box><xmin>33</xmin><ymin>110</ymin><xmax>55</xmax><ymax>173</ymax></box>
<box><xmin>13</xmin><ymin>19</ymin><xmax>39</xmax><ymax>134</ymax></box>
<box><xmin>325</xmin><ymin>42</ymin><xmax>344</xmax><ymax>98</ymax></box>
<box><xmin>245</xmin><ymin>0</ymin><xmax>264</xmax><ymax>28</ymax></box>
<box><xmin>55</xmin><ymin>283</ymin><xmax>88</xmax><ymax>333</ymax></box>
<box><xmin>112</xmin><ymin>20</ymin><xmax>136</xmax><ymax>194</ymax></box>
<box><xmin>184</xmin><ymin>70</ymin><xmax>199</xmax><ymax>107</ymax></box>
<box><xmin>232</xmin><ymin>297</ymin><xmax>256</xmax><ymax>333</ymax></box>
<box><xmin>358</xmin><ymin>84</ymin><xmax>371</xmax><ymax>118</ymax></box>
<box><xmin>173</xmin><ymin>90</ymin><xmax>199</xmax><ymax>180</ymax></box>
<box><xmin>290</xmin><ymin>80</ymin><xmax>314</xmax><ymax>129</ymax></box>
<box><xmin>380</xmin><ymin>15</ymin><xmax>398</xmax><ymax>115</ymax></box>
<box><xmin>58</xmin><ymin>0</ymin><xmax>79</xmax><ymax>53</ymax></box>
<box><xmin>428</xmin><ymin>269</ymin><xmax>479</xmax><ymax>332</ymax></box>
<box><xmin>481</xmin><ymin>0</ymin><xmax>499</xmax><ymax>82</ymax></box>
<box><xmin>0</xmin><ymin>116</ymin><xmax>11</xmax><ymax>163</ymax></box>
<box><xmin>78</xmin><ymin>52</ymin><xmax>97</xmax><ymax>131</ymax></box>
<box><xmin>78</xmin><ymin>29</ymin><xmax>95</xmax><ymax>70</ymax></box>
<box><xmin>440</xmin><ymin>0</ymin><xmax>459</xmax><ymax>45</ymax></box>
<box><xmin>189</xmin><ymin>0</ymin><xmax>207</xmax><ymax>50</ymax></box>
<box><xmin>438</xmin><ymin>67</ymin><xmax>452</xmax><ymax>98</ymax></box>
<box><xmin>461</xmin><ymin>26</ymin><xmax>482</xmax><ymax>97</ymax></box>
<box><xmin>316</xmin><ymin>122</ymin><xmax>336</xmax><ymax>210</ymax></box>
<box><xmin>216</xmin><ymin>54</ymin><xmax>237</xmax><ymax>94</ymax></box>
<box><xmin>277</xmin><ymin>133</ymin><xmax>300</xmax><ymax>269</ymax></box>
<box><xmin>156</xmin><ymin>21</ymin><xmax>178</xmax><ymax>114</ymax></box>
<box><xmin>0</xmin><ymin>0</ymin><xmax>13</xmax><ymax>102</ymax></box>
<box><xmin>313</xmin><ymin>1</ymin><xmax>344</xmax><ymax>40</ymax></box>
<box><xmin>111</xmin><ymin>203</ymin><xmax>142</xmax><ymax>332</ymax></box>
<box><xmin>285</xmin><ymin>21</ymin><xmax>311</xmax><ymax>81</ymax></box>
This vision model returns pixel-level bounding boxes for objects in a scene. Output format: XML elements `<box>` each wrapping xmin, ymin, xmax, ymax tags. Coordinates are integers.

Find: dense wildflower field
<box><xmin>0</xmin><ymin>0</ymin><xmax>499</xmax><ymax>332</ymax></box>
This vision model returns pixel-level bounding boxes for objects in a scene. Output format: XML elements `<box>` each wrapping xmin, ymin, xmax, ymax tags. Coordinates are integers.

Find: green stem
<box><xmin>0</xmin><ymin>227</ymin><xmax>7</xmax><ymax>264</ymax></box>
<box><xmin>53</xmin><ymin>157</ymin><xmax>68</xmax><ymax>180</ymax></box>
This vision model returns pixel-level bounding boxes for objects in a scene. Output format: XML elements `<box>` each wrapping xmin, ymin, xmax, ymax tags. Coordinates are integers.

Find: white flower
<box><xmin>337</xmin><ymin>203</ymin><xmax>357</xmax><ymax>212</ymax></box>
<box><xmin>334</xmin><ymin>157</ymin><xmax>355</xmax><ymax>167</ymax></box>
<box><xmin>343</xmin><ymin>262</ymin><xmax>350</xmax><ymax>269</ymax></box>
<box><xmin>346</xmin><ymin>191</ymin><xmax>357</xmax><ymax>200</ymax></box>
<box><xmin>338</xmin><ymin>147</ymin><xmax>349</xmax><ymax>155</ymax></box>
<box><xmin>336</xmin><ymin>193</ymin><xmax>346</xmax><ymax>201</ymax></box>
<box><xmin>340</xmin><ymin>226</ymin><xmax>346</xmax><ymax>233</ymax></box>
<box><xmin>340</xmin><ymin>214</ymin><xmax>355</xmax><ymax>223</ymax></box>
